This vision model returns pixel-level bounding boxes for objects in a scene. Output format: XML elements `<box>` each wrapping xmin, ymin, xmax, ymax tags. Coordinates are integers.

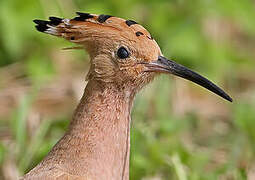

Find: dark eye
<box><xmin>117</xmin><ymin>46</ymin><xmax>130</xmax><ymax>59</ymax></box>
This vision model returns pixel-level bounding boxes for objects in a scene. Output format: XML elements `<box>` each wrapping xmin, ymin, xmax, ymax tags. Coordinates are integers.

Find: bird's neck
<box><xmin>67</xmin><ymin>80</ymin><xmax>135</xmax><ymax>179</ymax></box>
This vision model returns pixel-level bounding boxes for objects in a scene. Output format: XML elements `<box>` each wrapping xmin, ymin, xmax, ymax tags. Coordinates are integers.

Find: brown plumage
<box><xmin>23</xmin><ymin>12</ymin><xmax>232</xmax><ymax>180</ymax></box>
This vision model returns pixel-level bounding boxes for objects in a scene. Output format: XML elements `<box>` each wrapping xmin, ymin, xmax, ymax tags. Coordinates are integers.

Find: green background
<box><xmin>0</xmin><ymin>0</ymin><xmax>255</xmax><ymax>179</ymax></box>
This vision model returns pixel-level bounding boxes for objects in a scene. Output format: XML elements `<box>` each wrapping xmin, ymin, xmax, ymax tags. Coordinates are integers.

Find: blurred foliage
<box><xmin>0</xmin><ymin>0</ymin><xmax>255</xmax><ymax>179</ymax></box>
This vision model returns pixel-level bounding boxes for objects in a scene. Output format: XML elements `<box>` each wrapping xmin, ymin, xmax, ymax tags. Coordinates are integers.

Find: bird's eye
<box><xmin>117</xmin><ymin>47</ymin><xmax>130</xmax><ymax>59</ymax></box>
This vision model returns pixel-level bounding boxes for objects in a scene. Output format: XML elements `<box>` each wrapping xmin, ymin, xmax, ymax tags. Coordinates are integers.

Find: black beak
<box><xmin>144</xmin><ymin>56</ymin><xmax>232</xmax><ymax>102</ymax></box>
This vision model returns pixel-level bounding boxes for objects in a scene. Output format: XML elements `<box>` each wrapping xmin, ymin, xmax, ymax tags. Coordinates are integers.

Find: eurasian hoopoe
<box><xmin>22</xmin><ymin>12</ymin><xmax>232</xmax><ymax>180</ymax></box>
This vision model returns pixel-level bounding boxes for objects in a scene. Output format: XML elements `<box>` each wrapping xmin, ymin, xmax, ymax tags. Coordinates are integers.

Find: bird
<box><xmin>22</xmin><ymin>12</ymin><xmax>232</xmax><ymax>180</ymax></box>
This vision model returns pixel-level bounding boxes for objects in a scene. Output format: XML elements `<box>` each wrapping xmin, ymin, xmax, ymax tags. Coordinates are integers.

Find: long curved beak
<box><xmin>143</xmin><ymin>56</ymin><xmax>232</xmax><ymax>102</ymax></box>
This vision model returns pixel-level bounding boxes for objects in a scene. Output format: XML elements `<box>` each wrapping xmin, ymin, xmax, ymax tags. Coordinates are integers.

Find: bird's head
<box><xmin>34</xmin><ymin>12</ymin><xmax>232</xmax><ymax>102</ymax></box>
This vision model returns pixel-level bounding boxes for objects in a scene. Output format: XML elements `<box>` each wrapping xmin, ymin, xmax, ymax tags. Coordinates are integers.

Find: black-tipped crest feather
<box><xmin>74</xmin><ymin>12</ymin><xmax>94</xmax><ymax>21</ymax></box>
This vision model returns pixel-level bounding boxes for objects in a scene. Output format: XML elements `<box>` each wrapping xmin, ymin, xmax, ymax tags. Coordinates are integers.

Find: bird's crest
<box><xmin>34</xmin><ymin>12</ymin><xmax>153</xmax><ymax>40</ymax></box>
<box><xmin>34</xmin><ymin>12</ymin><xmax>161</xmax><ymax>61</ymax></box>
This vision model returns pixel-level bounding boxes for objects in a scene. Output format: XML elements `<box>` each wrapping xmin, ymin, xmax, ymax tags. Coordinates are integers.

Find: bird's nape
<box><xmin>141</xmin><ymin>56</ymin><xmax>233</xmax><ymax>102</ymax></box>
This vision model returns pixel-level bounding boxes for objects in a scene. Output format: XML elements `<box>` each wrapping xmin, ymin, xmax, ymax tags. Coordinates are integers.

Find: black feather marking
<box><xmin>49</xmin><ymin>16</ymin><xmax>63</xmax><ymax>26</ymax></box>
<box><xmin>35</xmin><ymin>25</ymin><xmax>47</xmax><ymax>32</ymax></box>
<box><xmin>126</xmin><ymin>20</ymin><xmax>138</xmax><ymax>26</ymax></box>
<box><xmin>33</xmin><ymin>19</ymin><xmax>49</xmax><ymax>32</ymax></box>
<box><xmin>147</xmin><ymin>35</ymin><xmax>154</xmax><ymax>40</ymax></box>
<box><xmin>135</xmin><ymin>31</ymin><xmax>144</xmax><ymax>36</ymax></box>
<box><xmin>76</xmin><ymin>12</ymin><xmax>93</xmax><ymax>17</ymax></box>
<box><xmin>97</xmin><ymin>14</ymin><xmax>112</xmax><ymax>23</ymax></box>
<box><xmin>33</xmin><ymin>19</ymin><xmax>48</xmax><ymax>25</ymax></box>
<box><xmin>74</xmin><ymin>12</ymin><xmax>94</xmax><ymax>21</ymax></box>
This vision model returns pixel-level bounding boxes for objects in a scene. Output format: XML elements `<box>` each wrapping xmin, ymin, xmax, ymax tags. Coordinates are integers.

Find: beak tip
<box><xmin>222</xmin><ymin>93</ymin><xmax>233</xmax><ymax>102</ymax></box>
<box><xmin>227</xmin><ymin>96</ymin><xmax>233</xmax><ymax>103</ymax></box>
